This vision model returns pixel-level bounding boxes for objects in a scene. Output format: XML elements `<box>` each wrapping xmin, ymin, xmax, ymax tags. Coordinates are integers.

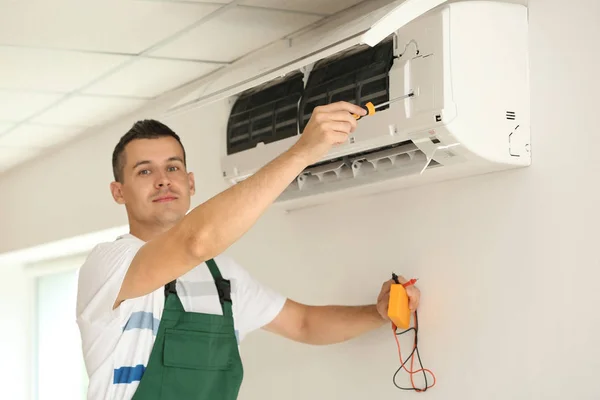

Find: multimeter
<box><xmin>387</xmin><ymin>273</ymin><xmax>415</xmax><ymax>329</ymax></box>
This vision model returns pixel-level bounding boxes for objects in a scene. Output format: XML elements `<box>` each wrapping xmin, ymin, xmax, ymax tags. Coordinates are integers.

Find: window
<box><xmin>33</xmin><ymin>258</ymin><xmax>88</xmax><ymax>400</ymax></box>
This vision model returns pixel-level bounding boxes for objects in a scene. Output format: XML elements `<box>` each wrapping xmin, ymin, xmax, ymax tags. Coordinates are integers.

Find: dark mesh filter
<box><xmin>298</xmin><ymin>38</ymin><xmax>395</xmax><ymax>132</ymax></box>
<box><xmin>225</xmin><ymin>36</ymin><xmax>395</xmax><ymax>155</ymax></box>
<box><xmin>226</xmin><ymin>71</ymin><xmax>304</xmax><ymax>155</ymax></box>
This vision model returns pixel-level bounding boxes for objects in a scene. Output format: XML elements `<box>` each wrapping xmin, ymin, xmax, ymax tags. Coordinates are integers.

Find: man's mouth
<box><xmin>153</xmin><ymin>195</ymin><xmax>177</xmax><ymax>203</ymax></box>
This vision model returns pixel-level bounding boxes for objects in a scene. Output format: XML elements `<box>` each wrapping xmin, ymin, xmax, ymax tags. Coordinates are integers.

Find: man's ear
<box><xmin>188</xmin><ymin>172</ymin><xmax>196</xmax><ymax>196</ymax></box>
<box><xmin>110</xmin><ymin>181</ymin><xmax>126</xmax><ymax>205</ymax></box>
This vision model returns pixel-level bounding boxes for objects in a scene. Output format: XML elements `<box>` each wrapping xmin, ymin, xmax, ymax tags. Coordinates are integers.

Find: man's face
<box><xmin>110</xmin><ymin>136</ymin><xmax>195</xmax><ymax>230</ymax></box>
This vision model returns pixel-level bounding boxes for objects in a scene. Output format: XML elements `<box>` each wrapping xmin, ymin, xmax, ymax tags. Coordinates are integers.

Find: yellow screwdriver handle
<box><xmin>352</xmin><ymin>102</ymin><xmax>376</xmax><ymax>120</ymax></box>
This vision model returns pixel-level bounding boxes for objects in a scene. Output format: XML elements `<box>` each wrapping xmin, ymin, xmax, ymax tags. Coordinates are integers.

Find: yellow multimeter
<box><xmin>387</xmin><ymin>273</ymin><xmax>413</xmax><ymax>329</ymax></box>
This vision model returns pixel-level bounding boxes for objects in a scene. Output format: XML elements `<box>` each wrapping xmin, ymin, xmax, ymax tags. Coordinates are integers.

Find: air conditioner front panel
<box><xmin>383</xmin><ymin>8</ymin><xmax>450</xmax><ymax>138</ymax></box>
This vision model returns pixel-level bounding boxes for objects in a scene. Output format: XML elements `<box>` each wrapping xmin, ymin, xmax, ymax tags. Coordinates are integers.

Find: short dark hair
<box><xmin>112</xmin><ymin>119</ymin><xmax>187</xmax><ymax>183</ymax></box>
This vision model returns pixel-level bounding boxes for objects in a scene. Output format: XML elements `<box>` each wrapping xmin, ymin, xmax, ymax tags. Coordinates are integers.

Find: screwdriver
<box><xmin>352</xmin><ymin>91</ymin><xmax>414</xmax><ymax>120</ymax></box>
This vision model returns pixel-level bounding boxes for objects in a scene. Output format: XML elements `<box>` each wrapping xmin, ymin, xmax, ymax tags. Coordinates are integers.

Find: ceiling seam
<box><xmin>0</xmin><ymin>88</ymin><xmax>152</xmax><ymax>101</ymax></box>
<box><xmin>0</xmin><ymin>44</ymin><xmax>231</xmax><ymax>64</ymax></box>
<box><xmin>236</xmin><ymin>4</ymin><xmax>329</xmax><ymax>17</ymax></box>
<box><xmin>138</xmin><ymin>0</ymin><xmax>243</xmax><ymax>56</ymax></box>
<box><xmin>136</xmin><ymin>0</ymin><xmax>330</xmax><ymax>16</ymax></box>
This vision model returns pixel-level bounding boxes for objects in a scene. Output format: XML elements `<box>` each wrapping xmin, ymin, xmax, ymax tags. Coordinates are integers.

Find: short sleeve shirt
<box><xmin>76</xmin><ymin>234</ymin><xmax>286</xmax><ymax>400</ymax></box>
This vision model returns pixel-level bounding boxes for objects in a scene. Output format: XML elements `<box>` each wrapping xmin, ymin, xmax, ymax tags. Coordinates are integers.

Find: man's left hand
<box><xmin>376</xmin><ymin>275</ymin><xmax>421</xmax><ymax>321</ymax></box>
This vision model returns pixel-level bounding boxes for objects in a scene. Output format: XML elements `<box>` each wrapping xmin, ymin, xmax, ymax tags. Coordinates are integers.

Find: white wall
<box><xmin>1</xmin><ymin>0</ymin><xmax>599</xmax><ymax>399</ymax></box>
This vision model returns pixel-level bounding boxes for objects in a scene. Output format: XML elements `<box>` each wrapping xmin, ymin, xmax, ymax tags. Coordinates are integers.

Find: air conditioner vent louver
<box><xmin>226</xmin><ymin>71</ymin><xmax>304</xmax><ymax>155</ymax></box>
<box><xmin>287</xmin><ymin>140</ymin><xmax>439</xmax><ymax>195</ymax></box>
<box><xmin>298</xmin><ymin>38</ymin><xmax>395</xmax><ymax>132</ymax></box>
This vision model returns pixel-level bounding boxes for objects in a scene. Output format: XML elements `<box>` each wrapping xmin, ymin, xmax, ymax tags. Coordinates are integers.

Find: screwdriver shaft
<box><xmin>373</xmin><ymin>91</ymin><xmax>415</xmax><ymax>110</ymax></box>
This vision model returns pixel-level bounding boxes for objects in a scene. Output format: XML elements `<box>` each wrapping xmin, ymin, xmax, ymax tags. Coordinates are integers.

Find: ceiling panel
<box><xmin>150</xmin><ymin>7</ymin><xmax>323</xmax><ymax>62</ymax></box>
<box><xmin>0</xmin><ymin>147</ymin><xmax>43</xmax><ymax>174</ymax></box>
<box><xmin>0</xmin><ymin>47</ymin><xmax>131</xmax><ymax>93</ymax></box>
<box><xmin>32</xmin><ymin>96</ymin><xmax>146</xmax><ymax>127</ymax></box>
<box><xmin>82</xmin><ymin>58</ymin><xmax>223</xmax><ymax>98</ymax></box>
<box><xmin>0</xmin><ymin>91</ymin><xmax>63</xmax><ymax>122</ymax></box>
<box><xmin>0</xmin><ymin>0</ymin><xmax>223</xmax><ymax>54</ymax></box>
<box><xmin>239</xmin><ymin>0</ymin><xmax>364</xmax><ymax>15</ymax></box>
<box><xmin>0</xmin><ymin>124</ymin><xmax>82</xmax><ymax>148</ymax></box>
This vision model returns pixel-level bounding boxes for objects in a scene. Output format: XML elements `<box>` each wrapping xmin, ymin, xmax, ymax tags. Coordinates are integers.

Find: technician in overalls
<box><xmin>75</xmin><ymin>101</ymin><xmax>421</xmax><ymax>400</ymax></box>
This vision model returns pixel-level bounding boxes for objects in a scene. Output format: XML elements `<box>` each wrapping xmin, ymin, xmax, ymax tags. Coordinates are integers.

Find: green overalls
<box><xmin>132</xmin><ymin>259</ymin><xmax>244</xmax><ymax>400</ymax></box>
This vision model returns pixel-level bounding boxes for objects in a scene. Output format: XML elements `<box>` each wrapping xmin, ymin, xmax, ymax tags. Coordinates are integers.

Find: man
<box><xmin>76</xmin><ymin>101</ymin><xmax>421</xmax><ymax>400</ymax></box>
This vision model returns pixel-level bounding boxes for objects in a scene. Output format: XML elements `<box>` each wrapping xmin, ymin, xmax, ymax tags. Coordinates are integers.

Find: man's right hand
<box><xmin>291</xmin><ymin>101</ymin><xmax>367</xmax><ymax>166</ymax></box>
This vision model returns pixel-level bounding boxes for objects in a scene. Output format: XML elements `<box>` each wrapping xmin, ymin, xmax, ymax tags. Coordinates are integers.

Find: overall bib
<box><xmin>132</xmin><ymin>259</ymin><xmax>244</xmax><ymax>400</ymax></box>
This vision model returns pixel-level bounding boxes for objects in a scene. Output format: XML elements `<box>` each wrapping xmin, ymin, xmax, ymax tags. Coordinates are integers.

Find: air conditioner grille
<box><xmin>298</xmin><ymin>38</ymin><xmax>395</xmax><ymax>132</ymax></box>
<box><xmin>285</xmin><ymin>139</ymin><xmax>440</xmax><ymax>196</ymax></box>
<box><xmin>226</xmin><ymin>71</ymin><xmax>304</xmax><ymax>155</ymax></box>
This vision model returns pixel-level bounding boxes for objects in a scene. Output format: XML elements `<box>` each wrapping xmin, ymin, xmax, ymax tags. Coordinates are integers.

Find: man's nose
<box><xmin>155</xmin><ymin>173</ymin><xmax>171</xmax><ymax>188</ymax></box>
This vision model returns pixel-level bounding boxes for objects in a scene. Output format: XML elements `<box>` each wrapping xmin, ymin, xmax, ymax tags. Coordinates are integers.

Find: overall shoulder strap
<box><xmin>206</xmin><ymin>259</ymin><xmax>233</xmax><ymax>318</ymax></box>
<box><xmin>206</xmin><ymin>258</ymin><xmax>223</xmax><ymax>280</ymax></box>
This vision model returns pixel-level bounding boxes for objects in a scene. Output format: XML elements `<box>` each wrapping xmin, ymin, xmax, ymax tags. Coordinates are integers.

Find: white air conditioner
<box><xmin>178</xmin><ymin>0</ymin><xmax>530</xmax><ymax>209</ymax></box>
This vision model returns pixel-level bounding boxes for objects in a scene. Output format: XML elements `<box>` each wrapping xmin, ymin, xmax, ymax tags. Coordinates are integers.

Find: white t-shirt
<box><xmin>76</xmin><ymin>234</ymin><xmax>286</xmax><ymax>400</ymax></box>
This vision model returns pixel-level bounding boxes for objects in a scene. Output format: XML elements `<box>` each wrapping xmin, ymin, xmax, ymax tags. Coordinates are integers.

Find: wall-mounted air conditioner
<box><xmin>182</xmin><ymin>0</ymin><xmax>531</xmax><ymax>209</ymax></box>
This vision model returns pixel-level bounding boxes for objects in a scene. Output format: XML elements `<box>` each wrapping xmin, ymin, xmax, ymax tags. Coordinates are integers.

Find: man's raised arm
<box><xmin>114</xmin><ymin>102</ymin><xmax>366</xmax><ymax>308</ymax></box>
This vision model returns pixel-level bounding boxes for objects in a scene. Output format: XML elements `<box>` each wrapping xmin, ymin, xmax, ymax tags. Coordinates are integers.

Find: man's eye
<box><xmin>168</xmin><ymin>166</ymin><xmax>179</xmax><ymax>172</ymax></box>
<box><xmin>139</xmin><ymin>169</ymin><xmax>151</xmax><ymax>175</ymax></box>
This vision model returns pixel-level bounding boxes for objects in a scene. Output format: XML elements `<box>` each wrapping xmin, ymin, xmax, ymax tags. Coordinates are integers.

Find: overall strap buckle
<box><xmin>164</xmin><ymin>280</ymin><xmax>177</xmax><ymax>298</ymax></box>
<box><xmin>215</xmin><ymin>278</ymin><xmax>231</xmax><ymax>304</ymax></box>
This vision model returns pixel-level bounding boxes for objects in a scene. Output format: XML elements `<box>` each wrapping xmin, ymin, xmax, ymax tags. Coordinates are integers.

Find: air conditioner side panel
<box><xmin>441</xmin><ymin>1</ymin><xmax>531</xmax><ymax>166</ymax></box>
